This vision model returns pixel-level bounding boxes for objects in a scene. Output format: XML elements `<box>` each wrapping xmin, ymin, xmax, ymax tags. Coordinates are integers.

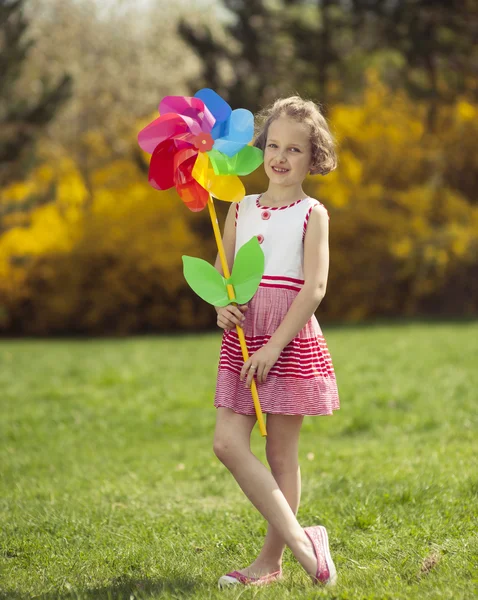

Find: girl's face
<box><xmin>264</xmin><ymin>116</ymin><xmax>313</xmax><ymax>187</ymax></box>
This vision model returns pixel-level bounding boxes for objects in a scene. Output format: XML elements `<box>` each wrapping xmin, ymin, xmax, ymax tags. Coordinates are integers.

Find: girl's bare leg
<box><xmin>237</xmin><ymin>413</ymin><xmax>303</xmax><ymax>577</ymax></box>
<box><xmin>213</xmin><ymin>408</ymin><xmax>317</xmax><ymax>578</ymax></box>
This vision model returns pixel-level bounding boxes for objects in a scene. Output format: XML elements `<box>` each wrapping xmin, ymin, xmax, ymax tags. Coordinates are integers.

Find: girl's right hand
<box><xmin>215</xmin><ymin>304</ymin><xmax>248</xmax><ymax>330</ymax></box>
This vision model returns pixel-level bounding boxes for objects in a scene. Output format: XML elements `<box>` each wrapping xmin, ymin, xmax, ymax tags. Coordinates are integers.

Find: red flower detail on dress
<box><xmin>261</xmin><ymin>210</ymin><xmax>271</xmax><ymax>220</ymax></box>
<box><xmin>257</xmin><ymin>234</ymin><xmax>264</xmax><ymax>244</ymax></box>
<box><xmin>192</xmin><ymin>132</ymin><xmax>214</xmax><ymax>152</ymax></box>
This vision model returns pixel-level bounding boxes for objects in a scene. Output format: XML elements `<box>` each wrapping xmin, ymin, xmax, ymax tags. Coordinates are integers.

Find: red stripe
<box><xmin>216</xmin><ymin>364</ymin><xmax>335</xmax><ymax>382</ymax></box>
<box><xmin>221</xmin><ymin>352</ymin><xmax>332</xmax><ymax>370</ymax></box>
<box><xmin>220</xmin><ymin>353</ymin><xmax>333</xmax><ymax>371</ymax></box>
<box><xmin>303</xmin><ymin>206</ymin><xmax>313</xmax><ymax>241</ymax></box>
<box><xmin>225</xmin><ymin>333</ymin><xmax>327</xmax><ymax>347</ymax></box>
<box><xmin>235</xmin><ymin>203</ymin><xmax>239</xmax><ymax>227</ymax></box>
<box><xmin>256</xmin><ymin>195</ymin><xmax>305</xmax><ymax>211</ymax></box>
<box><xmin>219</xmin><ymin>361</ymin><xmax>334</xmax><ymax>377</ymax></box>
<box><xmin>222</xmin><ymin>339</ymin><xmax>332</xmax><ymax>355</ymax></box>
<box><xmin>219</xmin><ymin>352</ymin><xmax>330</xmax><ymax>368</ymax></box>
<box><xmin>223</xmin><ymin>349</ymin><xmax>332</xmax><ymax>366</ymax></box>
<box><xmin>262</xmin><ymin>275</ymin><xmax>305</xmax><ymax>284</ymax></box>
<box><xmin>223</xmin><ymin>338</ymin><xmax>331</xmax><ymax>359</ymax></box>
<box><xmin>221</xmin><ymin>344</ymin><xmax>333</xmax><ymax>364</ymax></box>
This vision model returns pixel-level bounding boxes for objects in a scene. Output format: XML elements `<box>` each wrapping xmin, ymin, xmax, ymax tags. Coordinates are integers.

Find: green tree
<box><xmin>179</xmin><ymin>0</ymin><xmax>298</xmax><ymax>112</ymax></box>
<box><xmin>0</xmin><ymin>0</ymin><xmax>72</xmax><ymax>231</ymax></box>
<box><xmin>286</xmin><ymin>0</ymin><xmax>478</xmax><ymax>126</ymax></box>
<box><xmin>180</xmin><ymin>0</ymin><xmax>477</xmax><ymax>124</ymax></box>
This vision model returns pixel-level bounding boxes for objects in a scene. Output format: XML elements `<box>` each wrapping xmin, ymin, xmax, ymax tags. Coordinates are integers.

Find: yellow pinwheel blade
<box><xmin>192</xmin><ymin>151</ymin><xmax>245</xmax><ymax>203</ymax></box>
<box><xmin>191</xmin><ymin>151</ymin><xmax>210</xmax><ymax>189</ymax></box>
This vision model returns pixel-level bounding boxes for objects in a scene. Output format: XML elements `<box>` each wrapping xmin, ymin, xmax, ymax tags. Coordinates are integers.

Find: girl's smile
<box><xmin>271</xmin><ymin>165</ymin><xmax>290</xmax><ymax>174</ymax></box>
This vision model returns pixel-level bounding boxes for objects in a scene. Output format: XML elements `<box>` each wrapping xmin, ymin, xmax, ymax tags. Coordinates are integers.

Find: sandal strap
<box><xmin>226</xmin><ymin>569</ymin><xmax>282</xmax><ymax>584</ymax></box>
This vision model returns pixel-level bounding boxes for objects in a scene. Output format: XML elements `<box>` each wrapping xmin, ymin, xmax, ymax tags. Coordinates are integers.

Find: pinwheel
<box><xmin>138</xmin><ymin>88</ymin><xmax>263</xmax><ymax>211</ymax></box>
<box><xmin>138</xmin><ymin>88</ymin><xmax>268</xmax><ymax>436</ymax></box>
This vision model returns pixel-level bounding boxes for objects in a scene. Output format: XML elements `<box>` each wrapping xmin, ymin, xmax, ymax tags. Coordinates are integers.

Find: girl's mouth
<box><xmin>272</xmin><ymin>166</ymin><xmax>289</xmax><ymax>174</ymax></box>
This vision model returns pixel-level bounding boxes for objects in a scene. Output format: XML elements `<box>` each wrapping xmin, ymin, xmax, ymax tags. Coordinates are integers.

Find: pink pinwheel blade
<box><xmin>174</xmin><ymin>149</ymin><xmax>209</xmax><ymax>212</ymax></box>
<box><xmin>138</xmin><ymin>113</ymin><xmax>193</xmax><ymax>154</ymax></box>
<box><xmin>148</xmin><ymin>139</ymin><xmax>180</xmax><ymax>190</ymax></box>
<box><xmin>159</xmin><ymin>96</ymin><xmax>215</xmax><ymax>134</ymax></box>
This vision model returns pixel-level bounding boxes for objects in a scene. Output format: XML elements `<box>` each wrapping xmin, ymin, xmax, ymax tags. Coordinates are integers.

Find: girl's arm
<box><xmin>241</xmin><ymin>204</ymin><xmax>329</xmax><ymax>386</ymax></box>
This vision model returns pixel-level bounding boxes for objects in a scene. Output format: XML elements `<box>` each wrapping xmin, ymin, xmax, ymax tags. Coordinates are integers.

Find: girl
<box><xmin>213</xmin><ymin>96</ymin><xmax>340</xmax><ymax>588</ymax></box>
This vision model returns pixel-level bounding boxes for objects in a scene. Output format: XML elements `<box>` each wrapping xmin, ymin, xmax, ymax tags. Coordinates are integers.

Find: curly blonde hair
<box><xmin>254</xmin><ymin>96</ymin><xmax>337</xmax><ymax>176</ymax></box>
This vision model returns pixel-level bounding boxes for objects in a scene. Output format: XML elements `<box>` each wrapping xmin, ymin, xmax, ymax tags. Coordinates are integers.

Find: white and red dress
<box><xmin>214</xmin><ymin>194</ymin><xmax>340</xmax><ymax>416</ymax></box>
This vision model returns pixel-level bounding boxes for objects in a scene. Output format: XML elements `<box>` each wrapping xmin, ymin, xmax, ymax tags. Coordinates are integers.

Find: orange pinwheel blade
<box><xmin>174</xmin><ymin>149</ymin><xmax>209</xmax><ymax>212</ymax></box>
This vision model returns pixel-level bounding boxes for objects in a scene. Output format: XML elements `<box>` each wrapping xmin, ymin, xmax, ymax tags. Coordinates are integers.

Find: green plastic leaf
<box><xmin>182</xmin><ymin>256</ymin><xmax>229</xmax><ymax>306</ymax></box>
<box><xmin>208</xmin><ymin>146</ymin><xmax>264</xmax><ymax>176</ymax></box>
<box><xmin>228</xmin><ymin>237</ymin><xmax>265</xmax><ymax>304</ymax></box>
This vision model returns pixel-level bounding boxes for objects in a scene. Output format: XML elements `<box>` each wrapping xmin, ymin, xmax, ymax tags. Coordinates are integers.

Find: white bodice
<box><xmin>234</xmin><ymin>194</ymin><xmax>325</xmax><ymax>281</ymax></box>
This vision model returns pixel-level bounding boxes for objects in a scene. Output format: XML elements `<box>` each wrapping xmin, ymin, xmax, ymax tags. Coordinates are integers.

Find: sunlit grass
<box><xmin>1</xmin><ymin>321</ymin><xmax>477</xmax><ymax>599</ymax></box>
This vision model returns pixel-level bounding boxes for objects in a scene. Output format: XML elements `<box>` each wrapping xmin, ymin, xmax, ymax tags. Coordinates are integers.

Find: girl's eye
<box><xmin>290</xmin><ymin>147</ymin><xmax>301</xmax><ymax>152</ymax></box>
<box><xmin>267</xmin><ymin>143</ymin><xmax>277</xmax><ymax>148</ymax></box>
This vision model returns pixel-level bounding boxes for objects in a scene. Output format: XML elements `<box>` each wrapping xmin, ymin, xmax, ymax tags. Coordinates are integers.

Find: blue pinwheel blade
<box><xmin>194</xmin><ymin>88</ymin><xmax>231</xmax><ymax>126</ymax></box>
<box><xmin>210</xmin><ymin>121</ymin><xmax>227</xmax><ymax>140</ymax></box>
<box><xmin>213</xmin><ymin>109</ymin><xmax>254</xmax><ymax>157</ymax></box>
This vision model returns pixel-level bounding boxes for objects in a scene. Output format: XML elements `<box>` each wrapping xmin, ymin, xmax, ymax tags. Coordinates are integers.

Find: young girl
<box><xmin>213</xmin><ymin>96</ymin><xmax>340</xmax><ymax>588</ymax></box>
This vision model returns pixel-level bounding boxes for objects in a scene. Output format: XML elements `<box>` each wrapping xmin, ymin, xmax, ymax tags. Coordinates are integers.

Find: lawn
<box><xmin>1</xmin><ymin>321</ymin><xmax>477</xmax><ymax>599</ymax></box>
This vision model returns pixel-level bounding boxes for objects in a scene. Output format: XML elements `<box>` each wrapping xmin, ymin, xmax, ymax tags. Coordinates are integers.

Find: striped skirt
<box><xmin>214</xmin><ymin>277</ymin><xmax>340</xmax><ymax>416</ymax></box>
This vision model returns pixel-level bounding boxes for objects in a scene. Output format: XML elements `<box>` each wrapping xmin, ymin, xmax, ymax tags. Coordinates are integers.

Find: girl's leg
<box><xmin>213</xmin><ymin>408</ymin><xmax>317</xmax><ymax>578</ymax></box>
<box><xmin>238</xmin><ymin>413</ymin><xmax>304</xmax><ymax>577</ymax></box>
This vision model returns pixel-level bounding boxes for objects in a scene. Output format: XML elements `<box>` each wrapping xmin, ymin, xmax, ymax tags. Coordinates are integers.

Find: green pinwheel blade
<box><xmin>228</xmin><ymin>237</ymin><xmax>265</xmax><ymax>304</ymax></box>
<box><xmin>208</xmin><ymin>146</ymin><xmax>264</xmax><ymax>176</ymax></box>
<box><xmin>182</xmin><ymin>256</ymin><xmax>229</xmax><ymax>306</ymax></box>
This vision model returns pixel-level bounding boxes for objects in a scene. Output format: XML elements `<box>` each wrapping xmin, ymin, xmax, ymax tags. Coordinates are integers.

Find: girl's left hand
<box><xmin>240</xmin><ymin>343</ymin><xmax>282</xmax><ymax>387</ymax></box>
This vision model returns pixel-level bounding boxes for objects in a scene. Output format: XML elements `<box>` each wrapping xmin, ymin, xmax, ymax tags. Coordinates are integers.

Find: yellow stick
<box><xmin>207</xmin><ymin>196</ymin><xmax>267</xmax><ymax>437</ymax></box>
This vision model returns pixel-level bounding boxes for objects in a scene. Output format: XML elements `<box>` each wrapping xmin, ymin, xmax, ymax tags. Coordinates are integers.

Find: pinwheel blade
<box><xmin>208</xmin><ymin>146</ymin><xmax>263</xmax><ymax>176</ymax></box>
<box><xmin>194</xmin><ymin>88</ymin><xmax>231</xmax><ymax>127</ymax></box>
<box><xmin>159</xmin><ymin>96</ymin><xmax>215</xmax><ymax>134</ymax></box>
<box><xmin>174</xmin><ymin>149</ymin><xmax>210</xmax><ymax>212</ymax></box>
<box><xmin>213</xmin><ymin>109</ymin><xmax>254</xmax><ymax>157</ymax></box>
<box><xmin>148</xmin><ymin>139</ymin><xmax>179</xmax><ymax>190</ymax></box>
<box><xmin>209</xmin><ymin>174</ymin><xmax>245</xmax><ymax>202</ymax></box>
<box><xmin>138</xmin><ymin>114</ymin><xmax>192</xmax><ymax>154</ymax></box>
<box><xmin>192</xmin><ymin>152</ymin><xmax>245</xmax><ymax>202</ymax></box>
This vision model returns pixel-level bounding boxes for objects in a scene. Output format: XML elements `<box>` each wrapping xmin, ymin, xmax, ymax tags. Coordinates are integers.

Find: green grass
<box><xmin>1</xmin><ymin>321</ymin><xmax>478</xmax><ymax>599</ymax></box>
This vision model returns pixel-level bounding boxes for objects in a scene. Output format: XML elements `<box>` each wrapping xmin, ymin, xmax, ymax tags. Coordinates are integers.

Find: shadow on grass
<box><xmin>0</xmin><ymin>574</ymin><xmax>200</xmax><ymax>600</ymax></box>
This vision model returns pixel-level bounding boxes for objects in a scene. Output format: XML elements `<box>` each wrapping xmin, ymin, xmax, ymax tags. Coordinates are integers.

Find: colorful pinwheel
<box><xmin>138</xmin><ymin>88</ymin><xmax>268</xmax><ymax>437</ymax></box>
<box><xmin>137</xmin><ymin>88</ymin><xmax>263</xmax><ymax>212</ymax></box>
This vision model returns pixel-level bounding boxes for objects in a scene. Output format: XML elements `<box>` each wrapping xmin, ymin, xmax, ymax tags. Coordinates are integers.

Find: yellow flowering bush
<box><xmin>0</xmin><ymin>75</ymin><xmax>477</xmax><ymax>333</ymax></box>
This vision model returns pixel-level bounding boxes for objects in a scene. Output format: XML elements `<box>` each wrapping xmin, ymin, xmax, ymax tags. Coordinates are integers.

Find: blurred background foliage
<box><xmin>0</xmin><ymin>0</ymin><xmax>477</xmax><ymax>335</ymax></box>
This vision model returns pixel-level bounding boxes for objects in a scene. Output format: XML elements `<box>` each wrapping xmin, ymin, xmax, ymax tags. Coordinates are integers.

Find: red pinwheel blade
<box><xmin>174</xmin><ymin>149</ymin><xmax>209</xmax><ymax>212</ymax></box>
<box><xmin>148</xmin><ymin>139</ymin><xmax>181</xmax><ymax>190</ymax></box>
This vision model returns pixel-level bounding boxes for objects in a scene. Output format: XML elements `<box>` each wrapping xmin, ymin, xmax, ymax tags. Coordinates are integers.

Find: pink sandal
<box><xmin>218</xmin><ymin>568</ymin><xmax>283</xmax><ymax>588</ymax></box>
<box><xmin>303</xmin><ymin>525</ymin><xmax>338</xmax><ymax>586</ymax></box>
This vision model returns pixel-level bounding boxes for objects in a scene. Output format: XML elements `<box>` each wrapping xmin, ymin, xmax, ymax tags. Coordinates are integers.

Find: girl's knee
<box><xmin>213</xmin><ymin>408</ymin><xmax>255</xmax><ymax>466</ymax></box>
<box><xmin>266</xmin><ymin>442</ymin><xmax>299</xmax><ymax>475</ymax></box>
<box><xmin>213</xmin><ymin>435</ymin><xmax>251</xmax><ymax>468</ymax></box>
<box><xmin>213</xmin><ymin>437</ymin><xmax>237</xmax><ymax>466</ymax></box>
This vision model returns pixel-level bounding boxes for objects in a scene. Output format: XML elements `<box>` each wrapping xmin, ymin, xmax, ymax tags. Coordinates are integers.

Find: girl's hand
<box><xmin>216</xmin><ymin>304</ymin><xmax>248</xmax><ymax>331</ymax></box>
<box><xmin>241</xmin><ymin>343</ymin><xmax>282</xmax><ymax>387</ymax></box>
